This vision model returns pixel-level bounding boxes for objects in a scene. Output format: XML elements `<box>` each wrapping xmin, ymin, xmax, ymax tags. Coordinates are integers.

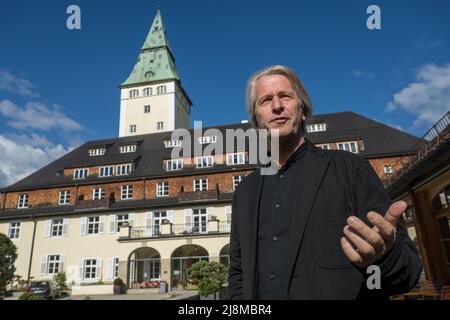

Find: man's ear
<box><xmin>301</xmin><ymin>115</ymin><xmax>306</xmax><ymax>121</ymax></box>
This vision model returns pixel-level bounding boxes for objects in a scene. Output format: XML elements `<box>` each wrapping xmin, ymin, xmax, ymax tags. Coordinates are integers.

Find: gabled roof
<box><xmin>2</xmin><ymin>111</ymin><xmax>421</xmax><ymax>192</ymax></box>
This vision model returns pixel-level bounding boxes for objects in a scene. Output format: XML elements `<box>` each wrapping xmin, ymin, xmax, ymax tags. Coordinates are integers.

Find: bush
<box><xmin>54</xmin><ymin>272</ymin><xmax>68</xmax><ymax>290</ymax></box>
<box><xmin>113</xmin><ymin>278</ymin><xmax>124</xmax><ymax>286</ymax></box>
<box><xmin>186</xmin><ymin>261</ymin><xmax>228</xmax><ymax>297</ymax></box>
<box><xmin>0</xmin><ymin>233</ymin><xmax>18</xmax><ymax>291</ymax></box>
<box><xmin>19</xmin><ymin>292</ymin><xmax>46</xmax><ymax>300</ymax></box>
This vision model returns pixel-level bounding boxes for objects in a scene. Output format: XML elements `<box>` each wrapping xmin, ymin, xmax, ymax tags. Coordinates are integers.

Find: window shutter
<box><xmin>62</xmin><ymin>219</ymin><xmax>69</xmax><ymax>236</ymax></box>
<box><xmin>225</xmin><ymin>206</ymin><xmax>232</xmax><ymax>224</ymax></box>
<box><xmin>96</xmin><ymin>258</ymin><xmax>103</xmax><ymax>280</ymax></box>
<box><xmin>59</xmin><ymin>254</ymin><xmax>66</xmax><ymax>273</ymax></box>
<box><xmin>40</xmin><ymin>256</ymin><xmax>48</xmax><ymax>275</ymax></box>
<box><xmin>99</xmin><ymin>216</ymin><xmax>105</xmax><ymax>234</ymax></box>
<box><xmin>145</xmin><ymin>212</ymin><xmax>154</xmax><ymax>236</ymax></box>
<box><xmin>109</xmin><ymin>215</ymin><xmax>117</xmax><ymax>234</ymax></box>
<box><xmin>167</xmin><ymin>210</ymin><xmax>174</xmax><ymax>223</ymax></box>
<box><xmin>80</xmin><ymin>217</ymin><xmax>87</xmax><ymax>236</ymax></box>
<box><xmin>77</xmin><ymin>260</ymin><xmax>84</xmax><ymax>281</ymax></box>
<box><xmin>44</xmin><ymin>220</ymin><xmax>52</xmax><ymax>237</ymax></box>
<box><xmin>129</xmin><ymin>213</ymin><xmax>135</xmax><ymax>227</ymax></box>
<box><xmin>184</xmin><ymin>209</ymin><xmax>192</xmax><ymax>232</ymax></box>
<box><xmin>207</xmin><ymin>207</ymin><xmax>213</xmax><ymax>220</ymax></box>
<box><xmin>107</xmin><ymin>257</ymin><xmax>114</xmax><ymax>279</ymax></box>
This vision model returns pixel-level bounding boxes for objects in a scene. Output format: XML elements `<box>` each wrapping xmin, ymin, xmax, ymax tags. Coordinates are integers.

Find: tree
<box><xmin>0</xmin><ymin>233</ymin><xmax>18</xmax><ymax>290</ymax></box>
<box><xmin>186</xmin><ymin>261</ymin><xmax>228</xmax><ymax>298</ymax></box>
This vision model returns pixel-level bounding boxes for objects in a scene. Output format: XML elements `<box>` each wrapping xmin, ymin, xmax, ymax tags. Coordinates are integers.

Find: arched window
<box><xmin>143</xmin><ymin>87</ymin><xmax>152</xmax><ymax>96</ymax></box>
<box><xmin>157</xmin><ymin>85</ymin><xmax>167</xmax><ymax>95</ymax></box>
<box><xmin>129</xmin><ymin>90</ymin><xmax>139</xmax><ymax>98</ymax></box>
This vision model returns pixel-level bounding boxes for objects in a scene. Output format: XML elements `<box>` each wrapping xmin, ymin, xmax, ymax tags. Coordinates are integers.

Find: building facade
<box><xmin>0</xmin><ymin>9</ymin><xmax>424</xmax><ymax>292</ymax></box>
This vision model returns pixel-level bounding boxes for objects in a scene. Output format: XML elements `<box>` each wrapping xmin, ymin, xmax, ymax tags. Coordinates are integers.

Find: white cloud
<box><xmin>0</xmin><ymin>71</ymin><xmax>39</xmax><ymax>98</ymax></box>
<box><xmin>387</xmin><ymin>63</ymin><xmax>450</xmax><ymax>129</ymax></box>
<box><xmin>0</xmin><ymin>99</ymin><xmax>82</xmax><ymax>132</ymax></box>
<box><xmin>0</xmin><ymin>134</ymin><xmax>72</xmax><ymax>187</ymax></box>
<box><xmin>352</xmin><ymin>70</ymin><xmax>375</xmax><ymax>79</ymax></box>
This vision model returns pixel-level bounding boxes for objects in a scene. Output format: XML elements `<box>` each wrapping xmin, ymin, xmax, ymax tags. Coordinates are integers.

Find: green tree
<box><xmin>186</xmin><ymin>261</ymin><xmax>228</xmax><ymax>297</ymax></box>
<box><xmin>0</xmin><ymin>233</ymin><xmax>18</xmax><ymax>290</ymax></box>
<box><xmin>54</xmin><ymin>272</ymin><xmax>68</xmax><ymax>290</ymax></box>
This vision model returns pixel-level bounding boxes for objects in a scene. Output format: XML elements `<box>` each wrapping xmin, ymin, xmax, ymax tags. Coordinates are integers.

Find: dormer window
<box><xmin>227</xmin><ymin>152</ymin><xmax>245</xmax><ymax>165</ymax></box>
<box><xmin>307</xmin><ymin>123</ymin><xmax>327</xmax><ymax>132</ymax></box>
<box><xmin>74</xmin><ymin>168</ymin><xmax>89</xmax><ymax>180</ymax></box>
<box><xmin>337</xmin><ymin>141</ymin><xmax>359</xmax><ymax>153</ymax></box>
<box><xmin>199</xmin><ymin>136</ymin><xmax>217</xmax><ymax>144</ymax></box>
<box><xmin>166</xmin><ymin>159</ymin><xmax>183</xmax><ymax>171</ymax></box>
<box><xmin>164</xmin><ymin>139</ymin><xmax>182</xmax><ymax>148</ymax></box>
<box><xmin>120</xmin><ymin>145</ymin><xmax>137</xmax><ymax>153</ymax></box>
<box><xmin>116</xmin><ymin>163</ymin><xmax>133</xmax><ymax>176</ymax></box>
<box><xmin>88</xmin><ymin>148</ymin><xmax>106</xmax><ymax>156</ymax></box>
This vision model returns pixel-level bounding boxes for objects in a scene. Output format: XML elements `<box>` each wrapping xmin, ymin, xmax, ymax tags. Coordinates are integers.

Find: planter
<box><xmin>199</xmin><ymin>293</ymin><xmax>216</xmax><ymax>300</ymax></box>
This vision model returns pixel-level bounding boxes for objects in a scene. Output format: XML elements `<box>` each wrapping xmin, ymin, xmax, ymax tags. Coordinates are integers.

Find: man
<box><xmin>228</xmin><ymin>65</ymin><xmax>422</xmax><ymax>299</ymax></box>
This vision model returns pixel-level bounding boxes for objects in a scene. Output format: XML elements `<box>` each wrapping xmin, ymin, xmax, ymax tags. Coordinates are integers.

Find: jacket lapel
<box><xmin>286</xmin><ymin>146</ymin><xmax>330</xmax><ymax>281</ymax></box>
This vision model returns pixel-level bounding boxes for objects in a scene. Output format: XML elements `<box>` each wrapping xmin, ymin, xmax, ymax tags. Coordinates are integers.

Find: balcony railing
<box><xmin>122</xmin><ymin>221</ymin><xmax>232</xmax><ymax>239</ymax></box>
<box><xmin>381</xmin><ymin>111</ymin><xmax>450</xmax><ymax>188</ymax></box>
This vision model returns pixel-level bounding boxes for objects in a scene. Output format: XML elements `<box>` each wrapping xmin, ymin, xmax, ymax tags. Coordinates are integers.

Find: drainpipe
<box><xmin>27</xmin><ymin>214</ymin><xmax>37</xmax><ymax>283</ymax></box>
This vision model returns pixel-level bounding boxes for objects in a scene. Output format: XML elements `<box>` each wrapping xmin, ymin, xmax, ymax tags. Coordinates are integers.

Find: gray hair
<box><xmin>246</xmin><ymin>65</ymin><xmax>313</xmax><ymax>130</ymax></box>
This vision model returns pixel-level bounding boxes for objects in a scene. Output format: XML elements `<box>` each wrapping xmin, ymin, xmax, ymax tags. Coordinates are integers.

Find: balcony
<box><xmin>119</xmin><ymin>220</ymin><xmax>231</xmax><ymax>240</ymax></box>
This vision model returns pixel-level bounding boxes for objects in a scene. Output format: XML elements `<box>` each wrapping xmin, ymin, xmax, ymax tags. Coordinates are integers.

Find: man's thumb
<box><xmin>385</xmin><ymin>200</ymin><xmax>407</xmax><ymax>227</ymax></box>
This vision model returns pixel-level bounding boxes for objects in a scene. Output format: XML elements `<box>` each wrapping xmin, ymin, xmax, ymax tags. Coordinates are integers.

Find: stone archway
<box><xmin>171</xmin><ymin>244</ymin><xmax>209</xmax><ymax>289</ymax></box>
<box><xmin>128</xmin><ymin>247</ymin><xmax>161</xmax><ymax>289</ymax></box>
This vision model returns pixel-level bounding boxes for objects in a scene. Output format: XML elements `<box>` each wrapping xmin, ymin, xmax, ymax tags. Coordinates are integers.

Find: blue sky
<box><xmin>0</xmin><ymin>0</ymin><xmax>449</xmax><ymax>186</ymax></box>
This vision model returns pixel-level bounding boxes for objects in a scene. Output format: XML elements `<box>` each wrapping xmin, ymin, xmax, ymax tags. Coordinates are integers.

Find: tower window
<box><xmin>130</xmin><ymin>125</ymin><xmax>137</xmax><ymax>133</ymax></box>
<box><xmin>157</xmin><ymin>122</ymin><xmax>164</xmax><ymax>130</ymax></box>
<box><xmin>143</xmin><ymin>87</ymin><xmax>152</xmax><ymax>96</ymax></box>
<box><xmin>129</xmin><ymin>90</ymin><xmax>139</xmax><ymax>98</ymax></box>
<box><xmin>157</xmin><ymin>85</ymin><xmax>167</xmax><ymax>95</ymax></box>
<box><xmin>144</xmin><ymin>105</ymin><xmax>151</xmax><ymax>113</ymax></box>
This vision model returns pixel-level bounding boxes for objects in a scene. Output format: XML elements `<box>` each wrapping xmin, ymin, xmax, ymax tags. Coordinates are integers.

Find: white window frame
<box><xmin>74</xmin><ymin>168</ymin><xmax>89</xmax><ymax>180</ymax></box>
<box><xmin>143</xmin><ymin>87</ymin><xmax>152</xmax><ymax>96</ymax></box>
<box><xmin>157</xmin><ymin>85</ymin><xmax>167</xmax><ymax>95</ymax></box>
<box><xmin>156</xmin><ymin>182</ymin><xmax>169</xmax><ymax>197</ymax></box>
<box><xmin>121</xmin><ymin>185</ymin><xmax>133</xmax><ymax>200</ymax></box>
<box><xmin>83</xmin><ymin>259</ymin><xmax>100</xmax><ymax>280</ymax></box>
<box><xmin>8</xmin><ymin>222</ymin><xmax>21</xmax><ymax>240</ymax></box>
<box><xmin>227</xmin><ymin>152</ymin><xmax>245</xmax><ymax>165</ymax></box>
<box><xmin>51</xmin><ymin>219</ymin><xmax>64</xmax><ymax>237</ymax></box>
<box><xmin>92</xmin><ymin>187</ymin><xmax>106</xmax><ymax>200</ymax></box>
<box><xmin>193</xmin><ymin>179</ymin><xmax>208</xmax><ymax>192</ymax></box>
<box><xmin>99</xmin><ymin>166</ymin><xmax>114</xmax><ymax>177</ymax></box>
<box><xmin>120</xmin><ymin>145</ymin><xmax>137</xmax><ymax>153</ymax></box>
<box><xmin>116</xmin><ymin>163</ymin><xmax>132</xmax><ymax>176</ymax></box>
<box><xmin>59</xmin><ymin>190</ymin><xmax>70</xmax><ymax>205</ymax></box>
<box><xmin>129</xmin><ymin>89</ymin><xmax>139</xmax><ymax>98</ymax></box>
<box><xmin>87</xmin><ymin>216</ymin><xmax>100</xmax><ymax>235</ymax></box>
<box><xmin>46</xmin><ymin>254</ymin><xmax>62</xmax><ymax>275</ymax></box>
<box><xmin>317</xmin><ymin>144</ymin><xmax>330</xmax><ymax>150</ymax></box>
<box><xmin>164</xmin><ymin>140</ymin><xmax>182</xmax><ymax>148</ymax></box>
<box><xmin>88</xmin><ymin>148</ymin><xmax>106</xmax><ymax>156</ymax></box>
<box><xmin>198</xmin><ymin>136</ymin><xmax>217</xmax><ymax>144</ymax></box>
<box><xmin>196</xmin><ymin>156</ymin><xmax>214</xmax><ymax>168</ymax></box>
<box><xmin>384</xmin><ymin>165</ymin><xmax>394</xmax><ymax>174</ymax></box>
<box><xmin>233</xmin><ymin>175</ymin><xmax>244</xmax><ymax>191</ymax></box>
<box><xmin>337</xmin><ymin>141</ymin><xmax>359</xmax><ymax>153</ymax></box>
<box><xmin>116</xmin><ymin>214</ymin><xmax>129</xmax><ymax>233</ymax></box>
<box><xmin>17</xmin><ymin>194</ymin><xmax>29</xmax><ymax>209</ymax></box>
<box><xmin>166</xmin><ymin>159</ymin><xmax>183</xmax><ymax>171</ymax></box>
<box><xmin>307</xmin><ymin>123</ymin><xmax>327</xmax><ymax>132</ymax></box>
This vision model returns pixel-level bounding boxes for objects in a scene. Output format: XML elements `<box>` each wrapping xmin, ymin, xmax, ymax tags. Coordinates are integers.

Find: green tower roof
<box><xmin>121</xmin><ymin>8</ymin><xmax>180</xmax><ymax>87</ymax></box>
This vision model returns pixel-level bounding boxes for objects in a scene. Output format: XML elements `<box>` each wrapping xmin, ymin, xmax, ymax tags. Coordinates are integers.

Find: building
<box><xmin>0</xmin><ymin>8</ymin><xmax>423</xmax><ymax>293</ymax></box>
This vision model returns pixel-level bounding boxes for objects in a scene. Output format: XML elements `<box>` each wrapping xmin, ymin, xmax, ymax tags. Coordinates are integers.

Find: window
<box><xmin>307</xmin><ymin>123</ymin><xmax>327</xmax><ymax>132</ymax></box>
<box><xmin>164</xmin><ymin>139</ymin><xmax>182</xmax><ymax>148</ymax></box>
<box><xmin>384</xmin><ymin>165</ymin><xmax>393</xmax><ymax>174</ymax></box>
<box><xmin>116</xmin><ymin>214</ymin><xmax>129</xmax><ymax>232</ymax></box>
<box><xmin>17</xmin><ymin>194</ymin><xmax>29</xmax><ymax>209</ymax></box>
<box><xmin>87</xmin><ymin>217</ymin><xmax>100</xmax><ymax>234</ymax></box>
<box><xmin>120</xmin><ymin>145</ymin><xmax>137</xmax><ymax>153</ymax></box>
<box><xmin>113</xmin><ymin>258</ymin><xmax>119</xmax><ymax>278</ymax></box>
<box><xmin>51</xmin><ymin>219</ymin><xmax>64</xmax><ymax>237</ymax></box>
<box><xmin>129</xmin><ymin>125</ymin><xmax>137</xmax><ymax>133</ymax></box>
<box><xmin>153</xmin><ymin>211</ymin><xmax>167</xmax><ymax>235</ymax></box>
<box><xmin>8</xmin><ymin>222</ymin><xmax>21</xmax><ymax>239</ymax></box>
<box><xmin>129</xmin><ymin>89</ymin><xmax>139</xmax><ymax>98</ymax></box>
<box><xmin>194</xmin><ymin>179</ymin><xmax>208</xmax><ymax>192</ymax></box>
<box><xmin>166</xmin><ymin>159</ymin><xmax>183</xmax><ymax>171</ymax></box>
<box><xmin>157</xmin><ymin>121</ymin><xmax>164</xmax><ymax>130</ymax></box>
<box><xmin>99</xmin><ymin>166</ymin><xmax>114</xmax><ymax>177</ymax></box>
<box><xmin>121</xmin><ymin>185</ymin><xmax>133</xmax><ymax>200</ymax></box>
<box><xmin>144</xmin><ymin>105</ymin><xmax>151</xmax><ymax>113</ymax></box>
<box><xmin>337</xmin><ymin>141</ymin><xmax>358</xmax><ymax>153</ymax></box>
<box><xmin>74</xmin><ymin>168</ymin><xmax>88</xmax><ymax>180</ymax></box>
<box><xmin>143</xmin><ymin>87</ymin><xmax>152</xmax><ymax>96</ymax></box>
<box><xmin>196</xmin><ymin>156</ymin><xmax>214</xmax><ymax>168</ymax></box>
<box><xmin>156</xmin><ymin>182</ymin><xmax>169</xmax><ymax>197</ymax></box>
<box><xmin>193</xmin><ymin>208</ymin><xmax>208</xmax><ymax>233</ymax></box>
<box><xmin>116</xmin><ymin>163</ymin><xmax>132</xmax><ymax>176</ymax></box>
<box><xmin>92</xmin><ymin>187</ymin><xmax>106</xmax><ymax>200</ymax></box>
<box><xmin>58</xmin><ymin>190</ymin><xmax>70</xmax><ymax>205</ymax></box>
<box><xmin>83</xmin><ymin>259</ymin><xmax>99</xmax><ymax>280</ymax></box>
<box><xmin>227</xmin><ymin>152</ymin><xmax>245</xmax><ymax>165</ymax></box>
<box><xmin>157</xmin><ymin>85</ymin><xmax>167</xmax><ymax>95</ymax></box>
<box><xmin>233</xmin><ymin>175</ymin><xmax>244</xmax><ymax>190</ymax></box>
<box><xmin>198</xmin><ymin>136</ymin><xmax>217</xmax><ymax>144</ymax></box>
<box><xmin>317</xmin><ymin>144</ymin><xmax>330</xmax><ymax>150</ymax></box>
<box><xmin>89</xmin><ymin>148</ymin><xmax>106</xmax><ymax>156</ymax></box>
<box><xmin>47</xmin><ymin>255</ymin><xmax>62</xmax><ymax>275</ymax></box>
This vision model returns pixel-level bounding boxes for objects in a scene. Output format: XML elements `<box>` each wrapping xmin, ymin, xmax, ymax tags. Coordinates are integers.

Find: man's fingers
<box><xmin>367</xmin><ymin>211</ymin><xmax>396</xmax><ymax>243</ymax></box>
<box><xmin>341</xmin><ymin>236</ymin><xmax>363</xmax><ymax>266</ymax></box>
<box><xmin>346</xmin><ymin>216</ymin><xmax>384</xmax><ymax>252</ymax></box>
<box><xmin>343</xmin><ymin>225</ymin><xmax>376</xmax><ymax>257</ymax></box>
<box><xmin>384</xmin><ymin>200</ymin><xmax>407</xmax><ymax>227</ymax></box>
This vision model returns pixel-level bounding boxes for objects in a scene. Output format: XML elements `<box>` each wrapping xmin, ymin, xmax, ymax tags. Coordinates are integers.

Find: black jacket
<box><xmin>228</xmin><ymin>144</ymin><xmax>422</xmax><ymax>299</ymax></box>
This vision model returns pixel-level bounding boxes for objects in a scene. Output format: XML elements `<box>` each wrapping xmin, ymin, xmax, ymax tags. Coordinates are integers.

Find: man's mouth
<box><xmin>271</xmin><ymin>117</ymin><xmax>288</xmax><ymax>124</ymax></box>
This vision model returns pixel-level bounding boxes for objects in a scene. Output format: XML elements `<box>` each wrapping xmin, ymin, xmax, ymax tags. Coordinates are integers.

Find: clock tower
<box><xmin>119</xmin><ymin>8</ymin><xmax>192</xmax><ymax>137</ymax></box>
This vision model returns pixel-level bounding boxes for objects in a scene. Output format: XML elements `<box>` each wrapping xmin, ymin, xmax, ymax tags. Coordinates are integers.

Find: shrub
<box><xmin>186</xmin><ymin>261</ymin><xmax>228</xmax><ymax>297</ymax></box>
<box><xmin>113</xmin><ymin>278</ymin><xmax>124</xmax><ymax>286</ymax></box>
<box><xmin>54</xmin><ymin>272</ymin><xmax>68</xmax><ymax>290</ymax></box>
<box><xmin>19</xmin><ymin>292</ymin><xmax>46</xmax><ymax>300</ymax></box>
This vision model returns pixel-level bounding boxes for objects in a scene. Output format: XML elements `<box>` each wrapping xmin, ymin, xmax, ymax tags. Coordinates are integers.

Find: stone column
<box><xmin>160</xmin><ymin>258</ymin><xmax>171</xmax><ymax>291</ymax></box>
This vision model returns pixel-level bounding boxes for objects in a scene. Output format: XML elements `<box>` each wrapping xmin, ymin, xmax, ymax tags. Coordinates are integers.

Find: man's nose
<box><xmin>270</xmin><ymin>96</ymin><xmax>283</xmax><ymax>112</ymax></box>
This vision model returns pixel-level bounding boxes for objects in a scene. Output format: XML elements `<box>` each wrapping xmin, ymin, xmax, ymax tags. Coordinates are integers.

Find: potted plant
<box><xmin>113</xmin><ymin>278</ymin><xmax>125</xmax><ymax>295</ymax></box>
<box><xmin>186</xmin><ymin>261</ymin><xmax>228</xmax><ymax>300</ymax></box>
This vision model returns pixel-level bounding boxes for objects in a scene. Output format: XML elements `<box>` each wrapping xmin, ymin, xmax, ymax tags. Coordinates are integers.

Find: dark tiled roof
<box><xmin>2</xmin><ymin>112</ymin><xmax>420</xmax><ymax>192</ymax></box>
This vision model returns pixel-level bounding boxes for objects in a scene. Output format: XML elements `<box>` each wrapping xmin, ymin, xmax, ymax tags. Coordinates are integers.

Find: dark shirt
<box><xmin>256</xmin><ymin>139</ymin><xmax>309</xmax><ymax>299</ymax></box>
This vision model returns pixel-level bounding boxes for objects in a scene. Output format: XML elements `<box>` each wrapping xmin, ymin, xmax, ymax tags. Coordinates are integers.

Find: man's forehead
<box><xmin>256</xmin><ymin>74</ymin><xmax>294</xmax><ymax>95</ymax></box>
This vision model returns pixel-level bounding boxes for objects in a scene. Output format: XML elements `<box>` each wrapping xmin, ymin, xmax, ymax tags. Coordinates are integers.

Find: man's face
<box><xmin>254</xmin><ymin>74</ymin><xmax>304</xmax><ymax>138</ymax></box>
